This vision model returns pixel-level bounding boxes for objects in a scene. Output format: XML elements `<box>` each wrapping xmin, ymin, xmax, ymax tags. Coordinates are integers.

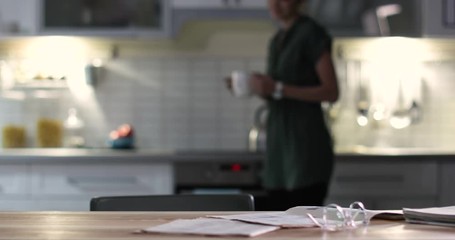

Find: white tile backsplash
<box><xmin>1</xmin><ymin>39</ymin><xmax>454</xmax><ymax>151</ymax></box>
<box><xmin>76</xmin><ymin>57</ymin><xmax>260</xmax><ymax>150</ymax></box>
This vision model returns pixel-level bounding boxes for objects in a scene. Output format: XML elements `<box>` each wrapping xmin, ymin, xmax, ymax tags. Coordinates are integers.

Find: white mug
<box><xmin>231</xmin><ymin>70</ymin><xmax>251</xmax><ymax>98</ymax></box>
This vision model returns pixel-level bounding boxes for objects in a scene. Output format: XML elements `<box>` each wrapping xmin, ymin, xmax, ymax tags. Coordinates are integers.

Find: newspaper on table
<box><xmin>140</xmin><ymin>217</ymin><xmax>279</xmax><ymax>237</ymax></box>
<box><xmin>403</xmin><ymin>206</ymin><xmax>455</xmax><ymax>227</ymax></box>
<box><xmin>141</xmin><ymin>205</ymin><xmax>404</xmax><ymax>237</ymax></box>
<box><xmin>210</xmin><ymin>206</ymin><xmax>403</xmax><ymax>228</ymax></box>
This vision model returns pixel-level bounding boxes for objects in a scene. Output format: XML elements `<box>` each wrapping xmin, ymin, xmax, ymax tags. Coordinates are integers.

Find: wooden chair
<box><xmin>90</xmin><ymin>194</ymin><xmax>255</xmax><ymax>211</ymax></box>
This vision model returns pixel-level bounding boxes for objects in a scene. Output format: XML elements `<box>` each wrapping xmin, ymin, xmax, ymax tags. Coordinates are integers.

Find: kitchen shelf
<box><xmin>1</xmin><ymin>80</ymin><xmax>69</xmax><ymax>99</ymax></box>
<box><xmin>11</xmin><ymin>80</ymin><xmax>68</xmax><ymax>90</ymax></box>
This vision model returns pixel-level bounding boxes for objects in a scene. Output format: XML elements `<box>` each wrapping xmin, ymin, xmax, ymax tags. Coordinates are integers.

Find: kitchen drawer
<box><xmin>440</xmin><ymin>162</ymin><xmax>455</xmax><ymax>206</ymax></box>
<box><xmin>32</xmin><ymin>199</ymin><xmax>91</xmax><ymax>211</ymax></box>
<box><xmin>0</xmin><ymin>199</ymin><xmax>35</xmax><ymax>211</ymax></box>
<box><xmin>31</xmin><ymin>163</ymin><xmax>173</xmax><ymax>196</ymax></box>
<box><xmin>0</xmin><ymin>164</ymin><xmax>29</xmax><ymax>195</ymax></box>
<box><xmin>328</xmin><ymin>161</ymin><xmax>438</xmax><ymax>197</ymax></box>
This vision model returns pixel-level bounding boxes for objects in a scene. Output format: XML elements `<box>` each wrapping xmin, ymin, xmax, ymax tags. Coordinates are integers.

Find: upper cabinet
<box><xmin>305</xmin><ymin>0</ymin><xmax>455</xmax><ymax>37</ymax></box>
<box><xmin>40</xmin><ymin>0</ymin><xmax>171</xmax><ymax>37</ymax></box>
<box><xmin>171</xmin><ymin>0</ymin><xmax>271</xmax><ymax>36</ymax></box>
<box><xmin>0</xmin><ymin>0</ymin><xmax>39</xmax><ymax>36</ymax></box>
<box><xmin>305</xmin><ymin>0</ymin><xmax>371</xmax><ymax>37</ymax></box>
<box><xmin>421</xmin><ymin>0</ymin><xmax>455</xmax><ymax>37</ymax></box>
<box><xmin>0</xmin><ymin>0</ymin><xmax>171</xmax><ymax>38</ymax></box>
<box><xmin>0</xmin><ymin>0</ymin><xmax>453</xmax><ymax>38</ymax></box>
<box><xmin>172</xmin><ymin>0</ymin><xmax>267</xmax><ymax>9</ymax></box>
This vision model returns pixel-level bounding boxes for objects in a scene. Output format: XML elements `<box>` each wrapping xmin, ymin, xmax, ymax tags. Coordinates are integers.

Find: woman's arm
<box><xmin>250</xmin><ymin>50</ymin><xmax>339</xmax><ymax>103</ymax></box>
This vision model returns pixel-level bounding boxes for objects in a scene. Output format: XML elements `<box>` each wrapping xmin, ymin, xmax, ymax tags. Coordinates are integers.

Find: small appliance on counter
<box><xmin>248</xmin><ymin>105</ymin><xmax>267</xmax><ymax>153</ymax></box>
<box><xmin>108</xmin><ymin>124</ymin><xmax>135</xmax><ymax>149</ymax></box>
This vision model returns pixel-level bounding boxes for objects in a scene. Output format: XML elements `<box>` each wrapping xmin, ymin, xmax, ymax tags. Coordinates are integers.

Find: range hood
<box><xmin>305</xmin><ymin>0</ymin><xmax>454</xmax><ymax>37</ymax></box>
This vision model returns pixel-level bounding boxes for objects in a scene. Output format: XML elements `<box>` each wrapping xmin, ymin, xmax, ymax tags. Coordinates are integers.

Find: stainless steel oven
<box><xmin>173</xmin><ymin>153</ymin><xmax>266</xmax><ymax>198</ymax></box>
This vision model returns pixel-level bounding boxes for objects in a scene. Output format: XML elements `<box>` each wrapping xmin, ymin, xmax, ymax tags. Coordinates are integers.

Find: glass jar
<box><xmin>63</xmin><ymin>108</ymin><xmax>85</xmax><ymax>148</ymax></box>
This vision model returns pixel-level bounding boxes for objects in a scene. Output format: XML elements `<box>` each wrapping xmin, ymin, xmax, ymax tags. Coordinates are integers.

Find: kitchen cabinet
<box><xmin>29</xmin><ymin>163</ymin><xmax>173</xmax><ymax>211</ymax></box>
<box><xmin>172</xmin><ymin>0</ymin><xmax>267</xmax><ymax>9</ymax></box>
<box><xmin>0</xmin><ymin>0</ymin><xmax>172</xmax><ymax>38</ymax></box>
<box><xmin>0</xmin><ymin>161</ymin><xmax>172</xmax><ymax>211</ymax></box>
<box><xmin>304</xmin><ymin>0</ymin><xmax>454</xmax><ymax>37</ymax></box>
<box><xmin>369</xmin><ymin>0</ymin><xmax>455</xmax><ymax>37</ymax></box>
<box><xmin>39</xmin><ymin>0</ymin><xmax>171</xmax><ymax>37</ymax></box>
<box><xmin>440</xmin><ymin>162</ymin><xmax>455</xmax><ymax>206</ymax></box>
<box><xmin>0</xmin><ymin>164</ymin><xmax>33</xmax><ymax>211</ymax></box>
<box><xmin>422</xmin><ymin>0</ymin><xmax>455</xmax><ymax>37</ymax></box>
<box><xmin>31</xmin><ymin>163</ymin><xmax>172</xmax><ymax>195</ymax></box>
<box><xmin>326</xmin><ymin>159</ymin><xmax>439</xmax><ymax>209</ymax></box>
<box><xmin>0</xmin><ymin>164</ymin><xmax>29</xmax><ymax>196</ymax></box>
<box><xmin>171</xmin><ymin>0</ymin><xmax>271</xmax><ymax>36</ymax></box>
<box><xmin>0</xmin><ymin>150</ymin><xmax>454</xmax><ymax>211</ymax></box>
<box><xmin>0</xmin><ymin>0</ymin><xmax>39</xmax><ymax>36</ymax></box>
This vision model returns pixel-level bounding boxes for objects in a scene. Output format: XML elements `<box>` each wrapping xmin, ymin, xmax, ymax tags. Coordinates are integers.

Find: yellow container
<box><xmin>36</xmin><ymin>118</ymin><xmax>63</xmax><ymax>148</ymax></box>
<box><xmin>2</xmin><ymin>125</ymin><xmax>26</xmax><ymax>148</ymax></box>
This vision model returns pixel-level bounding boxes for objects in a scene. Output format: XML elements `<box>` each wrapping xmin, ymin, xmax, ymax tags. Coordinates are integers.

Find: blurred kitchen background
<box><xmin>0</xmin><ymin>0</ymin><xmax>454</xmax><ymax>211</ymax></box>
<box><xmin>0</xmin><ymin>0</ymin><xmax>453</xmax><ymax>151</ymax></box>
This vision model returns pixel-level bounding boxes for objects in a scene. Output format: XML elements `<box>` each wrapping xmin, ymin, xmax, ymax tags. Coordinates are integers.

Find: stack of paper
<box><xmin>403</xmin><ymin>206</ymin><xmax>455</xmax><ymax>227</ymax></box>
<box><xmin>140</xmin><ymin>206</ymin><xmax>406</xmax><ymax>237</ymax></box>
<box><xmin>141</xmin><ymin>218</ymin><xmax>279</xmax><ymax>237</ymax></box>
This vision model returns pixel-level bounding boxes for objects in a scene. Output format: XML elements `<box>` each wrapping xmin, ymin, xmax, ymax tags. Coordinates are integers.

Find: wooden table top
<box><xmin>0</xmin><ymin>211</ymin><xmax>454</xmax><ymax>240</ymax></box>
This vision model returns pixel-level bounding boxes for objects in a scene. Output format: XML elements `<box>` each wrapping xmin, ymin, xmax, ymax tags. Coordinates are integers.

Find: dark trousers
<box><xmin>255</xmin><ymin>182</ymin><xmax>329</xmax><ymax>211</ymax></box>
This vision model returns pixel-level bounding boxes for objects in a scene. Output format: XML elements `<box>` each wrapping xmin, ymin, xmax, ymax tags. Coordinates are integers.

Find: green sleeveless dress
<box><xmin>263</xmin><ymin>15</ymin><xmax>335</xmax><ymax>190</ymax></box>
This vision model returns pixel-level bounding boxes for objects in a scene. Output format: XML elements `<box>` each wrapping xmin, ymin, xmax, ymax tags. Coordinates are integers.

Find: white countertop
<box><xmin>0</xmin><ymin>148</ymin><xmax>265</xmax><ymax>163</ymax></box>
<box><xmin>335</xmin><ymin>145</ymin><xmax>455</xmax><ymax>157</ymax></box>
<box><xmin>0</xmin><ymin>146</ymin><xmax>454</xmax><ymax>163</ymax></box>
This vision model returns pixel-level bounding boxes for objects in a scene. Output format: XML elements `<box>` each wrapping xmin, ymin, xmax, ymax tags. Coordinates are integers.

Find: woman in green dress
<box><xmin>250</xmin><ymin>0</ymin><xmax>339</xmax><ymax>210</ymax></box>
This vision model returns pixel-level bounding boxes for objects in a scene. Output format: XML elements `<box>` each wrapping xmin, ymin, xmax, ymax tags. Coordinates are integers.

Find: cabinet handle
<box><xmin>336</xmin><ymin>175</ymin><xmax>404</xmax><ymax>183</ymax></box>
<box><xmin>67</xmin><ymin>176</ymin><xmax>138</xmax><ymax>185</ymax></box>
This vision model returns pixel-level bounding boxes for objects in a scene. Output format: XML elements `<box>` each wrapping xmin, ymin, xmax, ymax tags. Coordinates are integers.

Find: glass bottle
<box><xmin>63</xmin><ymin>108</ymin><xmax>85</xmax><ymax>148</ymax></box>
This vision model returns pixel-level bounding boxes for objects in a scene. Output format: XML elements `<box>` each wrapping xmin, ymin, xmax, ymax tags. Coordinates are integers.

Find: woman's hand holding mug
<box><xmin>250</xmin><ymin>73</ymin><xmax>275</xmax><ymax>98</ymax></box>
<box><xmin>229</xmin><ymin>70</ymin><xmax>252</xmax><ymax>98</ymax></box>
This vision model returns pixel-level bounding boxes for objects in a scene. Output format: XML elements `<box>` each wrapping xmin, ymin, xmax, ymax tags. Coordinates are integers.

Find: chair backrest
<box><xmin>90</xmin><ymin>194</ymin><xmax>255</xmax><ymax>211</ymax></box>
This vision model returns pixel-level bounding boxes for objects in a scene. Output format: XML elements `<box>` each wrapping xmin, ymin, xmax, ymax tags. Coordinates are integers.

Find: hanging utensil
<box><xmin>389</xmin><ymin>78</ymin><xmax>411</xmax><ymax>129</ymax></box>
<box><xmin>248</xmin><ymin>104</ymin><xmax>268</xmax><ymax>152</ymax></box>
<box><xmin>354</xmin><ymin>61</ymin><xmax>369</xmax><ymax>127</ymax></box>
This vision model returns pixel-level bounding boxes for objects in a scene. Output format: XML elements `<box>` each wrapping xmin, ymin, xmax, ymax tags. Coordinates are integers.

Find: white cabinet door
<box><xmin>0</xmin><ymin>0</ymin><xmax>38</xmax><ymax>35</ymax></box>
<box><xmin>422</xmin><ymin>0</ymin><xmax>455</xmax><ymax>37</ymax></box>
<box><xmin>31</xmin><ymin>163</ymin><xmax>173</xmax><ymax>197</ymax></box>
<box><xmin>0</xmin><ymin>164</ymin><xmax>29</xmax><ymax>196</ymax></box>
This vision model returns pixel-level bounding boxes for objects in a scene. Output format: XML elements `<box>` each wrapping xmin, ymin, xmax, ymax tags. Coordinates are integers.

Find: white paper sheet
<box><xmin>141</xmin><ymin>218</ymin><xmax>280</xmax><ymax>237</ymax></box>
<box><xmin>286</xmin><ymin>206</ymin><xmax>404</xmax><ymax>221</ymax></box>
<box><xmin>210</xmin><ymin>212</ymin><xmax>317</xmax><ymax>228</ymax></box>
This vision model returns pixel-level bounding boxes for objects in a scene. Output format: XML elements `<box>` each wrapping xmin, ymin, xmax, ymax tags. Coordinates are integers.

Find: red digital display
<box><xmin>231</xmin><ymin>164</ymin><xmax>242</xmax><ymax>172</ymax></box>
